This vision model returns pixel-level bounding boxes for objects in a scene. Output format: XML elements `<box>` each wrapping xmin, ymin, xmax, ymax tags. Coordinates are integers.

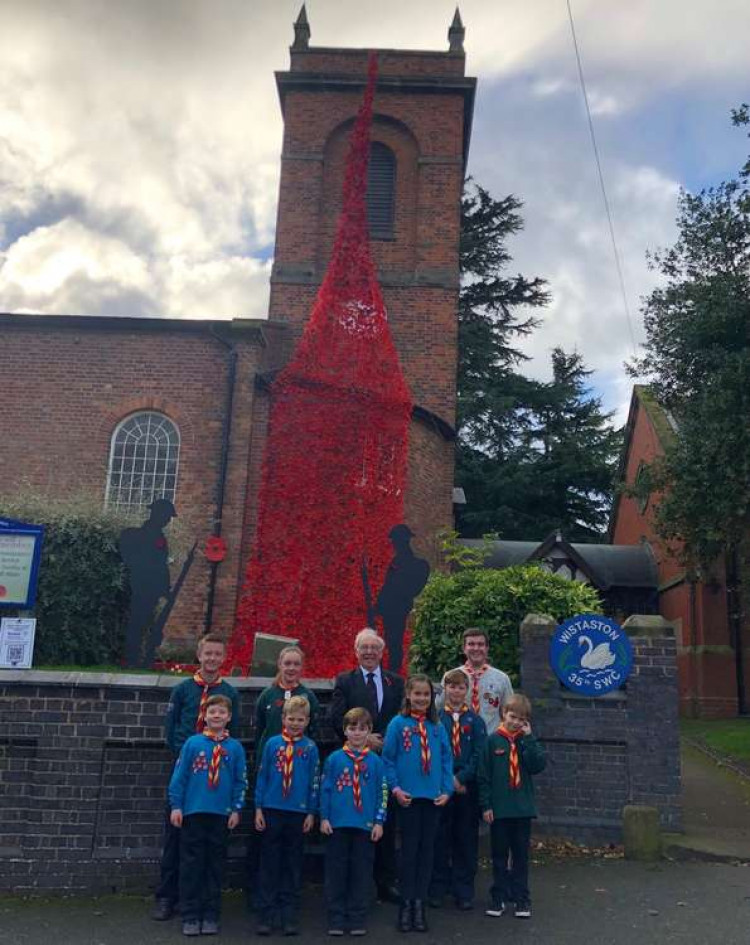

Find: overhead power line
<box><xmin>565</xmin><ymin>0</ymin><xmax>638</xmax><ymax>356</ymax></box>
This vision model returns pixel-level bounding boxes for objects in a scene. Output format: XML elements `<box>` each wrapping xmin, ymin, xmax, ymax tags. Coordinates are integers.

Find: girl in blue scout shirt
<box><xmin>429</xmin><ymin>668</ymin><xmax>486</xmax><ymax>910</ymax></box>
<box><xmin>320</xmin><ymin>707</ymin><xmax>388</xmax><ymax>936</ymax></box>
<box><xmin>383</xmin><ymin>674</ymin><xmax>453</xmax><ymax>933</ymax></box>
<box><xmin>254</xmin><ymin>695</ymin><xmax>320</xmax><ymax>936</ymax></box>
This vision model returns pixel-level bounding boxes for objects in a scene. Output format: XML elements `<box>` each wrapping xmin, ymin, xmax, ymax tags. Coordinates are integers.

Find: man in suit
<box><xmin>330</xmin><ymin>627</ymin><xmax>404</xmax><ymax>903</ymax></box>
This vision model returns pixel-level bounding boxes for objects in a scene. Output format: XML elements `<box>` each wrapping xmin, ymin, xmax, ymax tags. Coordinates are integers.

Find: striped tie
<box><xmin>281</xmin><ymin>728</ymin><xmax>300</xmax><ymax>797</ymax></box>
<box><xmin>204</xmin><ymin>729</ymin><xmax>229</xmax><ymax>790</ymax></box>
<box><xmin>497</xmin><ymin>725</ymin><xmax>521</xmax><ymax>789</ymax></box>
<box><xmin>451</xmin><ymin>706</ymin><xmax>468</xmax><ymax>758</ymax></box>
<box><xmin>410</xmin><ymin>713</ymin><xmax>431</xmax><ymax>774</ymax></box>
<box><xmin>194</xmin><ymin>673</ymin><xmax>222</xmax><ymax>732</ymax></box>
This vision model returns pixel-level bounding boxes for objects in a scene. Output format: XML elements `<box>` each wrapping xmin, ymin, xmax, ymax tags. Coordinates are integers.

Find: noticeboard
<box><xmin>0</xmin><ymin>518</ymin><xmax>45</xmax><ymax>609</ymax></box>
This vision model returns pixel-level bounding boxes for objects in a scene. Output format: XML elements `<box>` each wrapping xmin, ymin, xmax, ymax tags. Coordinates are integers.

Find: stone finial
<box><xmin>448</xmin><ymin>7</ymin><xmax>465</xmax><ymax>53</ymax></box>
<box><xmin>292</xmin><ymin>4</ymin><xmax>311</xmax><ymax>50</ymax></box>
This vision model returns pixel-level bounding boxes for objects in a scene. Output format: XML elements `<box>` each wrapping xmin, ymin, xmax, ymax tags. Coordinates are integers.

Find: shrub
<box><xmin>0</xmin><ymin>490</ymin><xmax>132</xmax><ymax>665</ymax></box>
<box><xmin>410</xmin><ymin>563</ymin><xmax>602</xmax><ymax>684</ymax></box>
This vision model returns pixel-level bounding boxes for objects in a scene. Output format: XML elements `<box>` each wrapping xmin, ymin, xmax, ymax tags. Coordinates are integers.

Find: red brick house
<box><xmin>610</xmin><ymin>385</ymin><xmax>749</xmax><ymax>717</ymax></box>
<box><xmin>0</xmin><ymin>13</ymin><xmax>475</xmax><ymax>654</ymax></box>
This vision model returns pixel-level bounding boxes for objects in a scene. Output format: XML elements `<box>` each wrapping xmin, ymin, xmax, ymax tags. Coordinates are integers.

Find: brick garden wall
<box><xmin>521</xmin><ymin>614</ymin><xmax>682</xmax><ymax>843</ymax></box>
<box><xmin>0</xmin><ymin>613</ymin><xmax>681</xmax><ymax>894</ymax></box>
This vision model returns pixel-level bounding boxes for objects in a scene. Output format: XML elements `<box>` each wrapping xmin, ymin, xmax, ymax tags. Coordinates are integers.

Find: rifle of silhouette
<box><xmin>361</xmin><ymin>555</ymin><xmax>376</xmax><ymax>627</ymax></box>
<box><xmin>151</xmin><ymin>541</ymin><xmax>198</xmax><ymax>640</ymax></box>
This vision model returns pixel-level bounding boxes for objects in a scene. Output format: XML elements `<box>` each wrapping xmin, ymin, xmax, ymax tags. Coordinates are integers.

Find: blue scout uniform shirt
<box><xmin>255</xmin><ymin>733</ymin><xmax>320</xmax><ymax>814</ymax></box>
<box><xmin>320</xmin><ymin>747</ymin><xmax>388</xmax><ymax>831</ymax></box>
<box><xmin>168</xmin><ymin>732</ymin><xmax>247</xmax><ymax>816</ymax></box>
<box><xmin>438</xmin><ymin>707</ymin><xmax>487</xmax><ymax>785</ymax></box>
<box><xmin>165</xmin><ymin>676</ymin><xmax>240</xmax><ymax>755</ymax></box>
<box><xmin>382</xmin><ymin>715</ymin><xmax>454</xmax><ymax>800</ymax></box>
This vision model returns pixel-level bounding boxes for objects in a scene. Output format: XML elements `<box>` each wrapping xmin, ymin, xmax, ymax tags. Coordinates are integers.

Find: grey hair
<box><xmin>354</xmin><ymin>628</ymin><xmax>385</xmax><ymax>651</ymax></box>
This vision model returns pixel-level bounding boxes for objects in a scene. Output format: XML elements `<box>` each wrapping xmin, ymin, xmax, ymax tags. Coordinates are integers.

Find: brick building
<box><xmin>609</xmin><ymin>385</ymin><xmax>749</xmax><ymax>717</ymax></box>
<box><xmin>0</xmin><ymin>12</ymin><xmax>475</xmax><ymax>655</ymax></box>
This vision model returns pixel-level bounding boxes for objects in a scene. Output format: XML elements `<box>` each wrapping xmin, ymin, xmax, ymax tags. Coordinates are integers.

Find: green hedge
<box><xmin>1</xmin><ymin>492</ymin><xmax>131</xmax><ymax>665</ymax></box>
<box><xmin>410</xmin><ymin>563</ymin><xmax>602</xmax><ymax>684</ymax></box>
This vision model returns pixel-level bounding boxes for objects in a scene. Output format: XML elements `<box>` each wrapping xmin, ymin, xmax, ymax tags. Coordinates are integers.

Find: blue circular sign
<box><xmin>549</xmin><ymin>614</ymin><xmax>633</xmax><ymax>695</ymax></box>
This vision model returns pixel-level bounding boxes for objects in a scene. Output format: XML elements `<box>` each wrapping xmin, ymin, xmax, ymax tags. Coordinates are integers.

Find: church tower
<box><xmin>266</xmin><ymin>7</ymin><xmax>476</xmax><ymax>559</ymax></box>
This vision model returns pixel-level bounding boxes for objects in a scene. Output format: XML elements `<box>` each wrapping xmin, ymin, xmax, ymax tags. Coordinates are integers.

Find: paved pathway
<box><xmin>3</xmin><ymin>859</ymin><xmax>750</xmax><ymax>945</ymax></box>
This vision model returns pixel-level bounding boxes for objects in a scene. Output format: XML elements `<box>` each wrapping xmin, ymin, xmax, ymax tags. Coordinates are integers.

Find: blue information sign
<box><xmin>549</xmin><ymin>614</ymin><xmax>633</xmax><ymax>695</ymax></box>
<box><xmin>0</xmin><ymin>518</ymin><xmax>45</xmax><ymax>609</ymax></box>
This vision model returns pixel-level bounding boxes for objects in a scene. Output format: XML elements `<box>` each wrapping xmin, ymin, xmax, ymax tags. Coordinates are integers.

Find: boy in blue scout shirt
<box><xmin>154</xmin><ymin>633</ymin><xmax>240</xmax><ymax>922</ymax></box>
<box><xmin>320</xmin><ymin>707</ymin><xmax>388</xmax><ymax>936</ymax></box>
<box><xmin>478</xmin><ymin>693</ymin><xmax>546</xmax><ymax>920</ymax></box>
<box><xmin>429</xmin><ymin>668</ymin><xmax>487</xmax><ymax>911</ymax></box>
<box><xmin>168</xmin><ymin>694</ymin><xmax>247</xmax><ymax>937</ymax></box>
<box><xmin>254</xmin><ymin>695</ymin><xmax>320</xmax><ymax>936</ymax></box>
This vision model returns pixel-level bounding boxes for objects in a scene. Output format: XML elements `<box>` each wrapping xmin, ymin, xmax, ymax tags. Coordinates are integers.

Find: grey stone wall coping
<box><xmin>0</xmin><ymin>669</ymin><xmax>335</xmax><ymax>691</ymax></box>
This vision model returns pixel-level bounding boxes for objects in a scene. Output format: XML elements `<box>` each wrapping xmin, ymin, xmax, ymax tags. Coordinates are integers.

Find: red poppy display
<box><xmin>226</xmin><ymin>55</ymin><xmax>412</xmax><ymax>677</ymax></box>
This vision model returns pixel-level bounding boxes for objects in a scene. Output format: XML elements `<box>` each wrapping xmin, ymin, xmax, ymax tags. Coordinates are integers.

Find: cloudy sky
<box><xmin>1</xmin><ymin>0</ymin><xmax>748</xmax><ymax>420</ymax></box>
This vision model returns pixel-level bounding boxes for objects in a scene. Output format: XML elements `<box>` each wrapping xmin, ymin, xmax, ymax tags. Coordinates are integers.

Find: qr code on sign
<box><xmin>8</xmin><ymin>645</ymin><xmax>24</xmax><ymax>663</ymax></box>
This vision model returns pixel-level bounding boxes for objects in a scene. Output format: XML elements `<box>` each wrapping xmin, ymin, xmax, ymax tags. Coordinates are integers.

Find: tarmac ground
<box><xmin>2</xmin><ymin>858</ymin><xmax>750</xmax><ymax>945</ymax></box>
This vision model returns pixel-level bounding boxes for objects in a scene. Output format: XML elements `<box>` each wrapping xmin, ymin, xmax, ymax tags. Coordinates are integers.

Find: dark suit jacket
<box><xmin>329</xmin><ymin>666</ymin><xmax>405</xmax><ymax>742</ymax></box>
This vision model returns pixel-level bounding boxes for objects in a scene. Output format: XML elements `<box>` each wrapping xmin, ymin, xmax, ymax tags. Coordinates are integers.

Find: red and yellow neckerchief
<box><xmin>281</xmin><ymin>727</ymin><xmax>301</xmax><ymax>797</ymax></box>
<box><xmin>497</xmin><ymin>725</ymin><xmax>522</xmax><ymax>789</ymax></box>
<box><xmin>203</xmin><ymin>729</ymin><xmax>229</xmax><ymax>789</ymax></box>
<box><xmin>410</xmin><ymin>712</ymin><xmax>432</xmax><ymax>775</ymax></box>
<box><xmin>343</xmin><ymin>745</ymin><xmax>371</xmax><ymax>811</ymax></box>
<box><xmin>449</xmin><ymin>705</ymin><xmax>469</xmax><ymax>758</ymax></box>
<box><xmin>463</xmin><ymin>663</ymin><xmax>487</xmax><ymax>715</ymax></box>
<box><xmin>194</xmin><ymin>673</ymin><xmax>223</xmax><ymax>732</ymax></box>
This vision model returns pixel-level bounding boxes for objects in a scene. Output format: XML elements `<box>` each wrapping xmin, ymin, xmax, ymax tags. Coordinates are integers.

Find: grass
<box><xmin>681</xmin><ymin>718</ymin><xmax>750</xmax><ymax>763</ymax></box>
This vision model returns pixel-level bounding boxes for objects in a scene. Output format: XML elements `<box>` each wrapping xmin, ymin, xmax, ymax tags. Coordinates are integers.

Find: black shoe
<box><xmin>412</xmin><ymin>901</ymin><xmax>427</xmax><ymax>933</ymax></box>
<box><xmin>427</xmin><ymin>896</ymin><xmax>443</xmax><ymax>909</ymax></box>
<box><xmin>485</xmin><ymin>898</ymin><xmax>505</xmax><ymax>917</ymax></box>
<box><xmin>283</xmin><ymin>924</ymin><xmax>300</xmax><ymax>936</ymax></box>
<box><xmin>256</xmin><ymin>924</ymin><xmax>272</xmax><ymax>936</ymax></box>
<box><xmin>514</xmin><ymin>901</ymin><xmax>531</xmax><ymax>918</ymax></box>
<box><xmin>456</xmin><ymin>899</ymin><xmax>473</xmax><ymax>911</ymax></box>
<box><xmin>201</xmin><ymin>919</ymin><xmax>219</xmax><ymax>935</ymax></box>
<box><xmin>182</xmin><ymin>921</ymin><xmax>201</xmax><ymax>937</ymax></box>
<box><xmin>398</xmin><ymin>902</ymin><xmax>412</xmax><ymax>933</ymax></box>
<box><xmin>152</xmin><ymin>898</ymin><xmax>176</xmax><ymax>921</ymax></box>
<box><xmin>378</xmin><ymin>885</ymin><xmax>401</xmax><ymax>905</ymax></box>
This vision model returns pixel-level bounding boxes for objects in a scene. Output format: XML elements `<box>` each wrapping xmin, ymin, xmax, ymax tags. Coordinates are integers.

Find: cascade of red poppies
<box><xmin>227</xmin><ymin>54</ymin><xmax>413</xmax><ymax>677</ymax></box>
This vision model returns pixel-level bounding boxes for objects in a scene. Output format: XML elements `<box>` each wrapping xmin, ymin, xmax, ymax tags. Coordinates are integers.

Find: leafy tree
<box><xmin>456</xmin><ymin>182</ymin><xmax>620</xmax><ymax>541</ymax></box>
<box><xmin>629</xmin><ymin>106</ymin><xmax>750</xmax><ymax>568</ymax></box>
<box><xmin>523</xmin><ymin>348</ymin><xmax>621</xmax><ymax>541</ymax></box>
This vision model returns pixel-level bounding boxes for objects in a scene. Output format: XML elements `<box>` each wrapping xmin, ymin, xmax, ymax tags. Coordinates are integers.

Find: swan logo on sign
<box><xmin>549</xmin><ymin>614</ymin><xmax>633</xmax><ymax>695</ymax></box>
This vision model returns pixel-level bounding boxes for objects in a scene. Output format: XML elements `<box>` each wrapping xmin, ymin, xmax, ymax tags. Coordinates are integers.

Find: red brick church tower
<box><xmin>261</xmin><ymin>7</ymin><xmax>476</xmax><ymax>562</ymax></box>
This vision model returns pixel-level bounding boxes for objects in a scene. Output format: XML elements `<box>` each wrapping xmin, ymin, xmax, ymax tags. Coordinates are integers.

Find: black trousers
<box><xmin>179</xmin><ymin>813</ymin><xmax>228</xmax><ymax>922</ymax></box>
<box><xmin>430</xmin><ymin>785</ymin><xmax>479</xmax><ymax>901</ymax></box>
<box><xmin>398</xmin><ymin>799</ymin><xmax>441</xmax><ymax>900</ymax></box>
<box><xmin>155</xmin><ymin>798</ymin><xmax>180</xmax><ymax>903</ymax></box>
<box><xmin>374</xmin><ymin>797</ymin><xmax>397</xmax><ymax>891</ymax></box>
<box><xmin>489</xmin><ymin>817</ymin><xmax>531</xmax><ymax>904</ymax></box>
<box><xmin>256</xmin><ymin>810</ymin><xmax>306</xmax><ymax>926</ymax></box>
<box><xmin>325</xmin><ymin>828</ymin><xmax>375</xmax><ymax>929</ymax></box>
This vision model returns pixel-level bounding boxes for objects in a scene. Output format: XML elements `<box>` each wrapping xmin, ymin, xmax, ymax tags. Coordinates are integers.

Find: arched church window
<box><xmin>367</xmin><ymin>141</ymin><xmax>396</xmax><ymax>240</ymax></box>
<box><xmin>105</xmin><ymin>411</ymin><xmax>180</xmax><ymax>512</ymax></box>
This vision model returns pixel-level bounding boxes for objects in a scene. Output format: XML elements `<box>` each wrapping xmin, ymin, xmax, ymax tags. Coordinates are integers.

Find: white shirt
<box><xmin>359</xmin><ymin>664</ymin><xmax>383</xmax><ymax>711</ymax></box>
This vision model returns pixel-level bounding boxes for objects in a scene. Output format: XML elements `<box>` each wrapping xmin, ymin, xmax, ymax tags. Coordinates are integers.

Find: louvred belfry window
<box><xmin>367</xmin><ymin>141</ymin><xmax>396</xmax><ymax>240</ymax></box>
<box><xmin>227</xmin><ymin>54</ymin><xmax>412</xmax><ymax>678</ymax></box>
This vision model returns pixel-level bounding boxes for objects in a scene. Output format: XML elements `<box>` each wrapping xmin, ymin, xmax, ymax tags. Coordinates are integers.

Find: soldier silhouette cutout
<box><xmin>119</xmin><ymin>498</ymin><xmax>175</xmax><ymax>668</ymax></box>
<box><xmin>375</xmin><ymin>524</ymin><xmax>430</xmax><ymax>673</ymax></box>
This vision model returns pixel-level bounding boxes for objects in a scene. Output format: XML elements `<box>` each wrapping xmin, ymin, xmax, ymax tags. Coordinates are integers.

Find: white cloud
<box><xmin>0</xmin><ymin>0</ymin><xmax>747</xmax><ymax>423</ymax></box>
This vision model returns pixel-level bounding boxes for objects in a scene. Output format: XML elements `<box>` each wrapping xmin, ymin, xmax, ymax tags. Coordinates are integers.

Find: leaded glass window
<box><xmin>105</xmin><ymin>412</ymin><xmax>180</xmax><ymax>512</ymax></box>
